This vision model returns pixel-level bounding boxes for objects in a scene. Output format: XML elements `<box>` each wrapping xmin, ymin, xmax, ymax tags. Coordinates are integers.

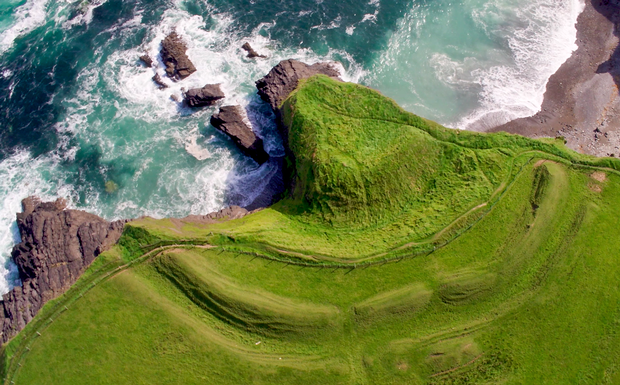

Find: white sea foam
<box><xmin>456</xmin><ymin>0</ymin><xmax>585</xmax><ymax>130</ymax></box>
<box><xmin>0</xmin><ymin>0</ymin><xmax>50</xmax><ymax>54</ymax></box>
<box><xmin>368</xmin><ymin>0</ymin><xmax>583</xmax><ymax>130</ymax></box>
<box><xmin>61</xmin><ymin>0</ymin><xmax>108</xmax><ymax>29</ymax></box>
<box><xmin>311</xmin><ymin>15</ymin><xmax>343</xmax><ymax>31</ymax></box>
<box><xmin>104</xmin><ymin>5</ymin><xmax>364</xmax><ymax>153</ymax></box>
<box><xmin>361</xmin><ymin>11</ymin><xmax>379</xmax><ymax>23</ymax></box>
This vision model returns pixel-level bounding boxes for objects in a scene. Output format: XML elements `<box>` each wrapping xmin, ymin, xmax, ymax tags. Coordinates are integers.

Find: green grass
<box><xmin>4</xmin><ymin>76</ymin><xmax>620</xmax><ymax>384</ymax></box>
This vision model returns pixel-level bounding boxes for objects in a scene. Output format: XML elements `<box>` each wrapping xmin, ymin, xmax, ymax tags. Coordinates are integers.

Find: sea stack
<box><xmin>160</xmin><ymin>32</ymin><xmax>197</xmax><ymax>81</ymax></box>
<box><xmin>210</xmin><ymin>105</ymin><xmax>269</xmax><ymax>164</ymax></box>
<box><xmin>152</xmin><ymin>73</ymin><xmax>168</xmax><ymax>89</ymax></box>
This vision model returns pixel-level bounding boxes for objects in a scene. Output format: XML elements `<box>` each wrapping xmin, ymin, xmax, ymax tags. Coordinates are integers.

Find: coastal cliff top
<box><xmin>125</xmin><ymin>74</ymin><xmax>620</xmax><ymax>261</ymax></box>
<box><xmin>7</xmin><ymin>63</ymin><xmax>620</xmax><ymax>385</ymax></box>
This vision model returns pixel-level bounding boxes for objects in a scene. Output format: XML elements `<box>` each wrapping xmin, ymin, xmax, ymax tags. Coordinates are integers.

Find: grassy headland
<box><xmin>4</xmin><ymin>76</ymin><xmax>620</xmax><ymax>384</ymax></box>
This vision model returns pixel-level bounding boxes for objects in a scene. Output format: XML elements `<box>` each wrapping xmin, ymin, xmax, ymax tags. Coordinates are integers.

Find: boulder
<box><xmin>210</xmin><ymin>105</ymin><xmax>269</xmax><ymax>164</ymax></box>
<box><xmin>139</xmin><ymin>54</ymin><xmax>153</xmax><ymax>67</ymax></box>
<box><xmin>0</xmin><ymin>197</ymin><xmax>127</xmax><ymax>342</ymax></box>
<box><xmin>241</xmin><ymin>43</ymin><xmax>266</xmax><ymax>59</ymax></box>
<box><xmin>160</xmin><ymin>32</ymin><xmax>197</xmax><ymax>81</ymax></box>
<box><xmin>184</xmin><ymin>84</ymin><xmax>225</xmax><ymax>107</ymax></box>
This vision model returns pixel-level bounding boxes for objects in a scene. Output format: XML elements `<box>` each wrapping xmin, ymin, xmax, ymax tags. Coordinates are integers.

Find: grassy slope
<box><xmin>5</xmin><ymin>77</ymin><xmax>620</xmax><ymax>384</ymax></box>
<box><xmin>121</xmin><ymin>77</ymin><xmax>620</xmax><ymax>261</ymax></box>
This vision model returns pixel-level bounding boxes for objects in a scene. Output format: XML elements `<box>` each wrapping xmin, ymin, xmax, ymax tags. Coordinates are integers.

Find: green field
<box><xmin>4</xmin><ymin>77</ymin><xmax>620</xmax><ymax>384</ymax></box>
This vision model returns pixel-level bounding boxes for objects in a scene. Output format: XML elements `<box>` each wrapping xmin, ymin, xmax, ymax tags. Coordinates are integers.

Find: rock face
<box><xmin>210</xmin><ymin>105</ymin><xmax>269</xmax><ymax>164</ymax></box>
<box><xmin>1</xmin><ymin>197</ymin><xmax>126</xmax><ymax>342</ymax></box>
<box><xmin>184</xmin><ymin>84</ymin><xmax>225</xmax><ymax>107</ymax></box>
<box><xmin>160</xmin><ymin>32</ymin><xmax>197</xmax><ymax>81</ymax></box>
<box><xmin>256</xmin><ymin>59</ymin><xmax>340</xmax><ymax>113</ymax></box>
<box><xmin>241</xmin><ymin>43</ymin><xmax>266</xmax><ymax>59</ymax></box>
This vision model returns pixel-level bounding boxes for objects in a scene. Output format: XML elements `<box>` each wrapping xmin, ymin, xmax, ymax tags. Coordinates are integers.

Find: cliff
<box><xmin>1</xmin><ymin>197</ymin><xmax>126</xmax><ymax>342</ymax></box>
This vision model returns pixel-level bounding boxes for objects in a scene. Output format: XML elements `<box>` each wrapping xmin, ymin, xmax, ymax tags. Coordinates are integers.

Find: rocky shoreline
<box><xmin>487</xmin><ymin>0</ymin><xmax>620</xmax><ymax>157</ymax></box>
<box><xmin>0</xmin><ymin>58</ymin><xmax>339</xmax><ymax>342</ymax></box>
<box><xmin>3</xmin><ymin>2</ymin><xmax>618</xmax><ymax>343</ymax></box>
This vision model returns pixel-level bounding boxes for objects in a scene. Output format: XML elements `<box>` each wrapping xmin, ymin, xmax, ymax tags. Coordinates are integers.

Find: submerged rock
<box><xmin>184</xmin><ymin>84</ymin><xmax>225</xmax><ymax>107</ymax></box>
<box><xmin>160</xmin><ymin>32</ymin><xmax>197</xmax><ymax>81</ymax></box>
<box><xmin>210</xmin><ymin>105</ymin><xmax>269</xmax><ymax>164</ymax></box>
<box><xmin>0</xmin><ymin>197</ymin><xmax>127</xmax><ymax>342</ymax></box>
<box><xmin>139</xmin><ymin>54</ymin><xmax>153</xmax><ymax>67</ymax></box>
<box><xmin>241</xmin><ymin>42</ymin><xmax>266</xmax><ymax>59</ymax></box>
<box><xmin>152</xmin><ymin>73</ymin><xmax>168</xmax><ymax>90</ymax></box>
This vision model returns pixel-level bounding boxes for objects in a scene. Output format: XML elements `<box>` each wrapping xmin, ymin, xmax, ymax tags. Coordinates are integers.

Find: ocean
<box><xmin>0</xmin><ymin>0</ymin><xmax>583</xmax><ymax>293</ymax></box>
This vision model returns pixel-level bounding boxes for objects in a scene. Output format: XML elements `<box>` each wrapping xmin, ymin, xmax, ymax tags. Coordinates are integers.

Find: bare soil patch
<box><xmin>591</xmin><ymin>171</ymin><xmax>607</xmax><ymax>182</ymax></box>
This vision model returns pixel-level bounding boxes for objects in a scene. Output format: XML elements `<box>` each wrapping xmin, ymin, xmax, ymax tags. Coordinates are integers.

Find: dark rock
<box><xmin>0</xmin><ymin>197</ymin><xmax>127</xmax><ymax>342</ymax></box>
<box><xmin>241</xmin><ymin>43</ymin><xmax>266</xmax><ymax>59</ymax></box>
<box><xmin>184</xmin><ymin>84</ymin><xmax>225</xmax><ymax>107</ymax></box>
<box><xmin>256</xmin><ymin>59</ymin><xmax>341</xmax><ymax>113</ymax></box>
<box><xmin>160</xmin><ymin>32</ymin><xmax>197</xmax><ymax>81</ymax></box>
<box><xmin>152</xmin><ymin>74</ymin><xmax>168</xmax><ymax>90</ymax></box>
<box><xmin>139</xmin><ymin>54</ymin><xmax>153</xmax><ymax>67</ymax></box>
<box><xmin>210</xmin><ymin>105</ymin><xmax>269</xmax><ymax>164</ymax></box>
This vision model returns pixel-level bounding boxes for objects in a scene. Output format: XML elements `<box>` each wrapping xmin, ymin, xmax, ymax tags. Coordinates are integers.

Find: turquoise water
<box><xmin>0</xmin><ymin>0</ymin><xmax>583</xmax><ymax>293</ymax></box>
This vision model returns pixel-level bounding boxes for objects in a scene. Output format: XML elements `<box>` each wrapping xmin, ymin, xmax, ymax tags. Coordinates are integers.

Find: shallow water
<box><xmin>0</xmin><ymin>0</ymin><xmax>583</xmax><ymax>293</ymax></box>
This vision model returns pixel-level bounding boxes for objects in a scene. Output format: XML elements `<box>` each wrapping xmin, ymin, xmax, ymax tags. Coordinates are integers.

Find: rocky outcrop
<box><xmin>184</xmin><ymin>84</ymin><xmax>225</xmax><ymax>107</ymax></box>
<box><xmin>256</xmin><ymin>59</ymin><xmax>340</xmax><ymax>113</ymax></box>
<box><xmin>139</xmin><ymin>54</ymin><xmax>153</xmax><ymax>67</ymax></box>
<box><xmin>241</xmin><ymin>43</ymin><xmax>266</xmax><ymax>59</ymax></box>
<box><xmin>1</xmin><ymin>197</ymin><xmax>126</xmax><ymax>342</ymax></box>
<box><xmin>160</xmin><ymin>32</ymin><xmax>197</xmax><ymax>81</ymax></box>
<box><xmin>152</xmin><ymin>74</ymin><xmax>168</xmax><ymax>90</ymax></box>
<box><xmin>210</xmin><ymin>105</ymin><xmax>269</xmax><ymax>164</ymax></box>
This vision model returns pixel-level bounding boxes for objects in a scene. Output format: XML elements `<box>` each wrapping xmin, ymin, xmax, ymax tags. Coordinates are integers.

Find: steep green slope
<box><xmin>120</xmin><ymin>76</ymin><xmax>619</xmax><ymax>262</ymax></box>
<box><xmin>4</xmin><ymin>76</ymin><xmax>620</xmax><ymax>385</ymax></box>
